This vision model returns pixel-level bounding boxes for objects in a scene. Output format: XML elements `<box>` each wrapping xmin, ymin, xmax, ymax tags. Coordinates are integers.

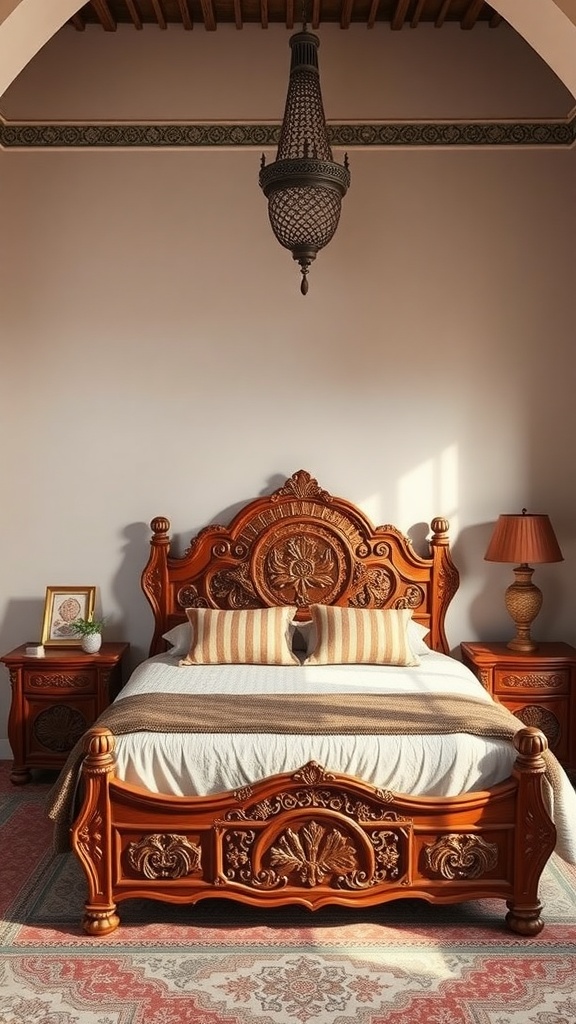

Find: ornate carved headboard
<box><xmin>142</xmin><ymin>470</ymin><xmax>459</xmax><ymax>656</ymax></box>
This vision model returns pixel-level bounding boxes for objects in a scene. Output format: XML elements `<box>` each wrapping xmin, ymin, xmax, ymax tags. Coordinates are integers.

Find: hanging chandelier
<box><xmin>259</xmin><ymin>25</ymin><xmax>350</xmax><ymax>295</ymax></box>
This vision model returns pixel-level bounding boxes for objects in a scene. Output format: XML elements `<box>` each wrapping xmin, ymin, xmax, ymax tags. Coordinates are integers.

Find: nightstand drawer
<box><xmin>23</xmin><ymin>667</ymin><xmax>95</xmax><ymax>695</ymax></box>
<box><xmin>493</xmin><ymin>666</ymin><xmax>569</xmax><ymax>695</ymax></box>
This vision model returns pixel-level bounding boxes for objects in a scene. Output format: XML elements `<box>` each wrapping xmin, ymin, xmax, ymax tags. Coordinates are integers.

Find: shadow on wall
<box><xmin>0</xmin><ymin>597</ymin><xmax>47</xmax><ymax>649</ymax></box>
<box><xmin>407</xmin><ymin>522</ymin><xmax>430</xmax><ymax>558</ymax></box>
<box><xmin>111</xmin><ymin>521</ymin><xmax>157</xmax><ymax>671</ymax></box>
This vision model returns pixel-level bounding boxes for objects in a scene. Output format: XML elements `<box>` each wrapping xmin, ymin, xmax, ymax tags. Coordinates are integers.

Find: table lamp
<box><xmin>484</xmin><ymin>509</ymin><xmax>563</xmax><ymax>653</ymax></box>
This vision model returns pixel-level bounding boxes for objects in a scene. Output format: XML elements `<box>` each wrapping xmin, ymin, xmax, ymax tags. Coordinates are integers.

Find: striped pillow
<box><xmin>180</xmin><ymin>606</ymin><xmax>299</xmax><ymax>666</ymax></box>
<box><xmin>303</xmin><ymin>606</ymin><xmax>420</xmax><ymax>667</ymax></box>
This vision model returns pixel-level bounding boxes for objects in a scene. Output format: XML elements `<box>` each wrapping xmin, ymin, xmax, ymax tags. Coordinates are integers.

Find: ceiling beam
<box><xmin>391</xmin><ymin>0</ymin><xmax>409</xmax><ymax>30</ymax></box>
<box><xmin>91</xmin><ymin>0</ymin><xmax>117</xmax><ymax>31</ymax></box>
<box><xmin>260</xmin><ymin>0</ymin><xmax>268</xmax><ymax>28</ymax></box>
<box><xmin>70</xmin><ymin>13</ymin><xmax>86</xmax><ymax>30</ymax></box>
<box><xmin>366</xmin><ymin>0</ymin><xmax>380</xmax><ymax>29</ymax></box>
<box><xmin>125</xmin><ymin>0</ymin><xmax>143</xmax><ymax>29</ymax></box>
<box><xmin>200</xmin><ymin>0</ymin><xmax>217</xmax><ymax>30</ymax></box>
<box><xmin>285</xmin><ymin>0</ymin><xmax>294</xmax><ymax>30</ymax></box>
<box><xmin>340</xmin><ymin>0</ymin><xmax>354</xmax><ymax>29</ymax></box>
<box><xmin>461</xmin><ymin>0</ymin><xmax>484</xmax><ymax>29</ymax></box>
<box><xmin>177</xmin><ymin>0</ymin><xmax>194</xmax><ymax>29</ymax></box>
<box><xmin>490</xmin><ymin>12</ymin><xmax>503</xmax><ymax>28</ymax></box>
<box><xmin>411</xmin><ymin>0</ymin><xmax>425</xmax><ymax>28</ymax></box>
<box><xmin>435</xmin><ymin>0</ymin><xmax>451</xmax><ymax>28</ymax></box>
<box><xmin>150</xmin><ymin>0</ymin><xmax>167</xmax><ymax>28</ymax></box>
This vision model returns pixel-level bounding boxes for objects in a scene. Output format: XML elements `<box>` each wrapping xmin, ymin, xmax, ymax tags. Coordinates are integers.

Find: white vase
<box><xmin>81</xmin><ymin>633</ymin><xmax>102</xmax><ymax>654</ymax></box>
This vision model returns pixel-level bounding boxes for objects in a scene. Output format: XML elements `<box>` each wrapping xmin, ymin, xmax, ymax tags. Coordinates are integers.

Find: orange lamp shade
<box><xmin>484</xmin><ymin>512</ymin><xmax>563</xmax><ymax>565</ymax></box>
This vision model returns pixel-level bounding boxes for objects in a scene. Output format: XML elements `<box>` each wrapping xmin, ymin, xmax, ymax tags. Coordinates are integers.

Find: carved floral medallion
<box><xmin>126</xmin><ymin>833</ymin><xmax>201</xmax><ymax>880</ymax></box>
<box><xmin>424</xmin><ymin>833</ymin><xmax>498</xmax><ymax>879</ymax></box>
<box><xmin>270</xmin><ymin>821</ymin><xmax>358</xmax><ymax>886</ymax></box>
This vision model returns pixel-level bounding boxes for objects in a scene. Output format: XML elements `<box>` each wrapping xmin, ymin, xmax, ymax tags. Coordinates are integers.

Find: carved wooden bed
<box><xmin>68</xmin><ymin>470</ymin><xmax>558</xmax><ymax>937</ymax></box>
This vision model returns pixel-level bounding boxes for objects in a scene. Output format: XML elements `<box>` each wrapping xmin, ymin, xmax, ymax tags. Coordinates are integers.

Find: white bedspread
<box><xmin>113</xmin><ymin>650</ymin><xmax>576</xmax><ymax>863</ymax></box>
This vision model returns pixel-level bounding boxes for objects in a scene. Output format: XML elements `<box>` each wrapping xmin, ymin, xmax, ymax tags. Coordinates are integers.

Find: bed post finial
<box><xmin>430</xmin><ymin>517</ymin><xmax>450</xmax><ymax>544</ymax></box>
<box><xmin>428</xmin><ymin>517</ymin><xmax>459</xmax><ymax>654</ymax></box>
<box><xmin>150</xmin><ymin>516</ymin><xmax>170</xmax><ymax>539</ymax></box>
<box><xmin>143</xmin><ymin>517</ymin><xmax>171</xmax><ymax>656</ymax></box>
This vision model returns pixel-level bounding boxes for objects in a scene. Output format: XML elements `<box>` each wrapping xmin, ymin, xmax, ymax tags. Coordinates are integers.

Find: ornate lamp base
<box><xmin>504</xmin><ymin>564</ymin><xmax>542</xmax><ymax>653</ymax></box>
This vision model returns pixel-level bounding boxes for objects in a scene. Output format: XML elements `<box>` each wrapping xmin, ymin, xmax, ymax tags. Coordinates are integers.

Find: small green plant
<box><xmin>72</xmin><ymin>615</ymin><xmax>106</xmax><ymax>637</ymax></box>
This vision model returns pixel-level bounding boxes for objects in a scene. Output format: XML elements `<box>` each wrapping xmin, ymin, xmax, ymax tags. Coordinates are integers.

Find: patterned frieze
<box><xmin>0</xmin><ymin>118</ymin><xmax>574</xmax><ymax>149</ymax></box>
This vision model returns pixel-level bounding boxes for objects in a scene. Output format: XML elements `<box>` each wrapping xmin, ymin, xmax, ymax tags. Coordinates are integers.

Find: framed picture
<box><xmin>41</xmin><ymin>586</ymin><xmax>96</xmax><ymax>646</ymax></box>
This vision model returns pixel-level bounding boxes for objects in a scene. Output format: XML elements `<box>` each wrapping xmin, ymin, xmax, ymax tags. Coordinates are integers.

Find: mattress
<box><xmin>112</xmin><ymin>649</ymin><xmax>576</xmax><ymax>863</ymax></box>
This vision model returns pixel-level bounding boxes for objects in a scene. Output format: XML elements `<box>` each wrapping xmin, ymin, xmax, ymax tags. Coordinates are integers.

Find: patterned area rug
<box><xmin>2</xmin><ymin>762</ymin><xmax>576</xmax><ymax>1024</ymax></box>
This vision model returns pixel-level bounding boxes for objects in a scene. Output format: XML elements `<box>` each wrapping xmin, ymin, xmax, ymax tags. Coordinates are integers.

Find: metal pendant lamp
<box><xmin>259</xmin><ymin>24</ymin><xmax>350</xmax><ymax>295</ymax></box>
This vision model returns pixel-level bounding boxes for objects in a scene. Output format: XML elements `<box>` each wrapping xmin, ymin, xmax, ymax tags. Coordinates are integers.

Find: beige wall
<box><xmin>1</xmin><ymin>22</ymin><xmax>575</xmax><ymax>756</ymax></box>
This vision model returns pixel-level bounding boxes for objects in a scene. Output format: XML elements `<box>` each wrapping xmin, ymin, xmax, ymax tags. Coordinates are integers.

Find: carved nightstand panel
<box><xmin>461</xmin><ymin>641</ymin><xmax>576</xmax><ymax>770</ymax></box>
<box><xmin>494</xmin><ymin>668</ymin><xmax>569</xmax><ymax>694</ymax></box>
<box><xmin>1</xmin><ymin>642</ymin><xmax>129</xmax><ymax>784</ymax></box>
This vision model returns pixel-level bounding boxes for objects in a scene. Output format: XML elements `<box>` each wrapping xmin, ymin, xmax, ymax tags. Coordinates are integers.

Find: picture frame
<box><xmin>41</xmin><ymin>586</ymin><xmax>96</xmax><ymax>647</ymax></box>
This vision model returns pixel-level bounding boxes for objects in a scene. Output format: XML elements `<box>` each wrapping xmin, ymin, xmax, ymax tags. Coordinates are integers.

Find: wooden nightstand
<box><xmin>461</xmin><ymin>641</ymin><xmax>576</xmax><ymax>770</ymax></box>
<box><xmin>1</xmin><ymin>642</ymin><xmax>129</xmax><ymax>784</ymax></box>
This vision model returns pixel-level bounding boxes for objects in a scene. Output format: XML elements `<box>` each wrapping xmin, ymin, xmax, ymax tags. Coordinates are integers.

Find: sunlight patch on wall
<box><xmin>397</xmin><ymin>444</ymin><xmax>459</xmax><ymax>538</ymax></box>
<box><xmin>439</xmin><ymin>443</ymin><xmax>459</xmax><ymax>538</ymax></box>
<box><xmin>358</xmin><ymin>493</ymin><xmax>386</xmax><ymax>530</ymax></box>
<box><xmin>358</xmin><ymin>445</ymin><xmax>459</xmax><ymax>541</ymax></box>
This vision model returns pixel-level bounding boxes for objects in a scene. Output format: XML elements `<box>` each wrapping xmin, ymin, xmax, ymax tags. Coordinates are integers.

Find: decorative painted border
<box><xmin>1</xmin><ymin>117</ymin><xmax>574</xmax><ymax>149</ymax></box>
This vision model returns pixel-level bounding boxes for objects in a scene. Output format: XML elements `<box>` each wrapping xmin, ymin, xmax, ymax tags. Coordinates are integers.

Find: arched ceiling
<box><xmin>1</xmin><ymin>0</ymin><xmax>576</xmax><ymax>100</ymax></box>
<box><xmin>66</xmin><ymin>1</ymin><xmax>504</xmax><ymax>31</ymax></box>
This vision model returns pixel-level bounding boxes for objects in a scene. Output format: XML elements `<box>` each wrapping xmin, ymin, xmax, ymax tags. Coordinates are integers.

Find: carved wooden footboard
<box><xmin>72</xmin><ymin>723</ymin><xmax>555</xmax><ymax>937</ymax></box>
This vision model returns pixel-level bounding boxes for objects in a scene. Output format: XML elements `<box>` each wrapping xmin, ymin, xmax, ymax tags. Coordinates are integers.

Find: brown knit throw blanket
<box><xmin>47</xmin><ymin>691</ymin><xmax>561</xmax><ymax>852</ymax></box>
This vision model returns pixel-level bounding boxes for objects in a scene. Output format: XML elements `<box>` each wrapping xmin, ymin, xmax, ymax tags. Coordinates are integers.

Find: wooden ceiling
<box><xmin>69</xmin><ymin>0</ymin><xmax>504</xmax><ymax>33</ymax></box>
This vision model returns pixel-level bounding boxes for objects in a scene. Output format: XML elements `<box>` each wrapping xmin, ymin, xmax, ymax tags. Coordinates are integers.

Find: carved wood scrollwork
<box><xmin>209</xmin><ymin>525</ymin><xmax>351</xmax><ymax>609</ymax></box>
<box><xmin>271</xmin><ymin>823</ymin><xmax>406</xmax><ymax>890</ymax></box>
<box><xmin>76</xmin><ymin>811</ymin><xmax>105</xmax><ymax>896</ymax></box>
<box><xmin>143</xmin><ymin>565</ymin><xmax>162</xmax><ymax>601</ymax></box>
<box><xmin>264</xmin><ymin>532</ymin><xmax>344</xmax><ymax>606</ymax></box>
<box><xmin>393</xmin><ymin>584</ymin><xmax>424</xmax><ymax>610</ymax></box>
<box><xmin>424</xmin><ymin>834</ymin><xmax>498</xmax><ymax>879</ymax></box>
<box><xmin>523</xmin><ymin>807</ymin><xmax>556</xmax><ymax>864</ymax></box>
<box><xmin>225</xmin><ymin>763</ymin><xmax>396</xmax><ymax>823</ymax></box>
<box><xmin>177</xmin><ymin>585</ymin><xmax>209</xmax><ymax>609</ymax></box>
<box><xmin>27</xmin><ymin>673</ymin><xmax>92</xmax><ymax>689</ymax></box>
<box><xmin>271</xmin><ymin>470</ymin><xmax>331</xmax><ymax>502</ymax></box>
<box><xmin>225</xmin><ymin>788</ymin><xmax>399</xmax><ymax>823</ymax></box>
<box><xmin>478</xmin><ymin>669</ymin><xmax>491</xmax><ymax>691</ymax></box>
<box><xmin>77</xmin><ymin>812</ymin><xmax>104</xmax><ymax>863</ymax></box>
<box><xmin>210</xmin><ymin>563</ymin><xmax>260</xmax><ymax>609</ymax></box>
<box><xmin>126</xmin><ymin>833</ymin><xmax>201</xmax><ymax>880</ymax></box>
<box><xmin>292</xmin><ymin>762</ymin><xmax>334</xmax><ymax>785</ymax></box>
<box><xmin>438</xmin><ymin>560</ymin><xmax>459</xmax><ymax>606</ymax></box>
<box><xmin>270</xmin><ymin>821</ymin><xmax>358</xmax><ymax>886</ymax></box>
<box><xmin>350</xmin><ymin>565</ymin><xmax>394</xmax><ymax>608</ymax></box>
<box><xmin>502</xmin><ymin>672</ymin><xmax>565</xmax><ymax>690</ymax></box>
<box><xmin>218</xmin><ymin>762</ymin><xmax>411</xmax><ymax>891</ymax></box>
<box><xmin>221</xmin><ymin>819</ymin><xmax>410</xmax><ymax>890</ymax></box>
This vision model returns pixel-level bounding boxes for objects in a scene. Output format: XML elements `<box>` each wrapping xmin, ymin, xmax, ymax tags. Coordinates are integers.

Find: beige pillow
<box><xmin>180</xmin><ymin>606</ymin><xmax>299</xmax><ymax>666</ymax></box>
<box><xmin>303</xmin><ymin>606</ymin><xmax>420</xmax><ymax>667</ymax></box>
